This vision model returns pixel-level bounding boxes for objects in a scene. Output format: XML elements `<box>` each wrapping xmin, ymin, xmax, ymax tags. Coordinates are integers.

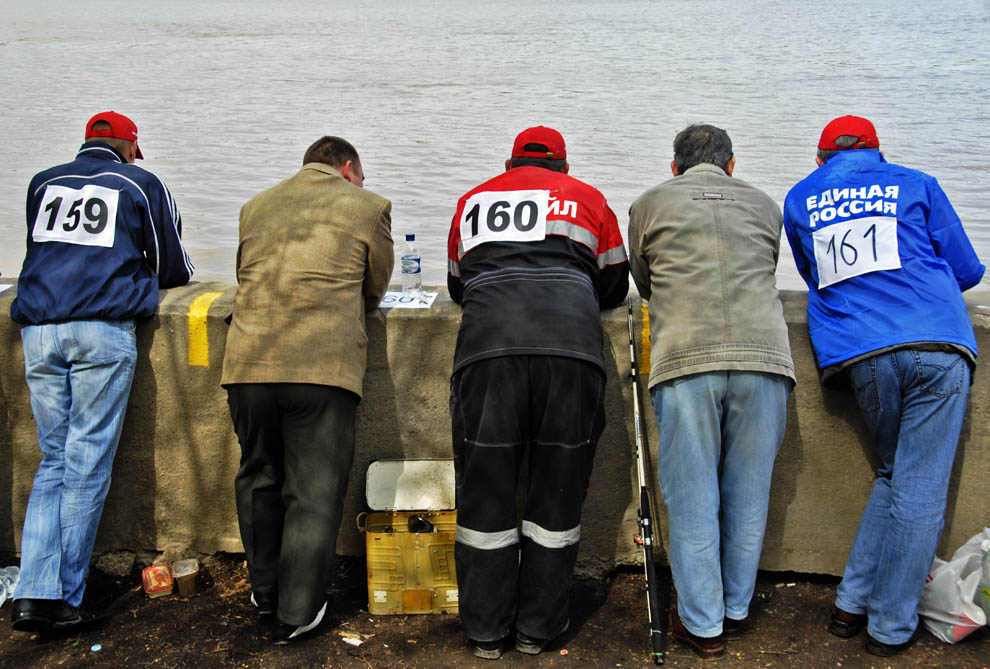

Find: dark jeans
<box><xmin>226</xmin><ymin>383</ymin><xmax>358</xmax><ymax>626</ymax></box>
<box><xmin>450</xmin><ymin>356</ymin><xmax>606</xmax><ymax>642</ymax></box>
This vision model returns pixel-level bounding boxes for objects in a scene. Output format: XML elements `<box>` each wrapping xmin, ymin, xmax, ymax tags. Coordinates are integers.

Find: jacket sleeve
<box><xmin>146</xmin><ymin>175</ymin><xmax>194</xmax><ymax>288</ymax></box>
<box><xmin>364</xmin><ymin>200</ymin><xmax>394</xmax><ymax>313</ymax></box>
<box><xmin>595</xmin><ymin>202</ymin><xmax>629</xmax><ymax>309</ymax></box>
<box><xmin>447</xmin><ymin>205</ymin><xmax>464</xmax><ymax>305</ymax></box>
<box><xmin>782</xmin><ymin>198</ymin><xmax>817</xmax><ymax>291</ymax></box>
<box><xmin>626</xmin><ymin>202</ymin><xmax>652</xmax><ymax>300</ymax></box>
<box><xmin>926</xmin><ymin>179</ymin><xmax>985</xmax><ymax>291</ymax></box>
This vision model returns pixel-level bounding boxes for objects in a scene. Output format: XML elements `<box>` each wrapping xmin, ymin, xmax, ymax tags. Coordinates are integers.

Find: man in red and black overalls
<box><xmin>447</xmin><ymin>126</ymin><xmax>629</xmax><ymax>660</ymax></box>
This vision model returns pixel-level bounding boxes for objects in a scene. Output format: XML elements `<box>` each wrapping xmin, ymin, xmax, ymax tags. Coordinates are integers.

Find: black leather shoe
<box><xmin>828</xmin><ymin>606</ymin><xmax>866</xmax><ymax>638</ymax></box>
<box><xmin>722</xmin><ymin>615</ymin><xmax>749</xmax><ymax>639</ymax></box>
<box><xmin>11</xmin><ymin>599</ymin><xmax>81</xmax><ymax>633</ymax></box>
<box><xmin>865</xmin><ymin>632</ymin><xmax>916</xmax><ymax>657</ymax></box>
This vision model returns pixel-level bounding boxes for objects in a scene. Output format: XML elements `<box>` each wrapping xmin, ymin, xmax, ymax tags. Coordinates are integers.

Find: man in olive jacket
<box><xmin>221</xmin><ymin>136</ymin><xmax>393</xmax><ymax>644</ymax></box>
<box><xmin>628</xmin><ymin>124</ymin><xmax>794</xmax><ymax>659</ymax></box>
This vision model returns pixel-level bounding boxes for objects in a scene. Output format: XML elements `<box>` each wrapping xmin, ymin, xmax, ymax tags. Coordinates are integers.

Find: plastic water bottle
<box><xmin>401</xmin><ymin>233</ymin><xmax>422</xmax><ymax>297</ymax></box>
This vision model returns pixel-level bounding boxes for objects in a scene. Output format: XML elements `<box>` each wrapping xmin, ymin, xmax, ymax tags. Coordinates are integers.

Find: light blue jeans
<box><xmin>651</xmin><ymin>371</ymin><xmax>789</xmax><ymax>638</ymax></box>
<box><xmin>14</xmin><ymin>320</ymin><xmax>137</xmax><ymax>607</ymax></box>
<box><xmin>836</xmin><ymin>350</ymin><xmax>970</xmax><ymax>645</ymax></box>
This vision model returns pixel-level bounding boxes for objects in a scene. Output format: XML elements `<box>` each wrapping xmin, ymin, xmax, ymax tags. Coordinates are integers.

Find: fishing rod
<box><xmin>627</xmin><ymin>298</ymin><xmax>665</xmax><ymax>665</ymax></box>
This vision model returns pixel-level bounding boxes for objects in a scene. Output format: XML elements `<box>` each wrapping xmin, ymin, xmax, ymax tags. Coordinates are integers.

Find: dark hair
<box><xmin>509</xmin><ymin>142</ymin><xmax>567</xmax><ymax>172</ymax></box>
<box><xmin>817</xmin><ymin>135</ymin><xmax>865</xmax><ymax>163</ymax></box>
<box><xmin>303</xmin><ymin>136</ymin><xmax>360</xmax><ymax>168</ymax></box>
<box><xmin>673</xmin><ymin>124</ymin><xmax>733</xmax><ymax>174</ymax></box>
<box><xmin>509</xmin><ymin>156</ymin><xmax>567</xmax><ymax>172</ymax></box>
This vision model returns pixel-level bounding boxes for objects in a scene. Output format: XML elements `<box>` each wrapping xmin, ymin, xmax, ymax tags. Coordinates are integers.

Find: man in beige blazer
<box><xmin>221</xmin><ymin>136</ymin><xmax>393</xmax><ymax>645</ymax></box>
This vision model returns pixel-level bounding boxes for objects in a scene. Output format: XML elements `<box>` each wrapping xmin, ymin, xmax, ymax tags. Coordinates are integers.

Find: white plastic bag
<box><xmin>918</xmin><ymin>527</ymin><xmax>990</xmax><ymax>643</ymax></box>
<box><xmin>0</xmin><ymin>565</ymin><xmax>19</xmax><ymax>608</ymax></box>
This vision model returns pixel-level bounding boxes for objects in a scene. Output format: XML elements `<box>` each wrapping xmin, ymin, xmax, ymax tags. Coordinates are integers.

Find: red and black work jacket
<box><xmin>447</xmin><ymin>165</ymin><xmax>629</xmax><ymax>375</ymax></box>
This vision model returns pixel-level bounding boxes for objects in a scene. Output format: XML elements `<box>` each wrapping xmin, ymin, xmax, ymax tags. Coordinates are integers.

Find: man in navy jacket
<box><xmin>783</xmin><ymin>115</ymin><xmax>983</xmax><ymax>657</ymax></box>
<box><xmin>9</xmin><ymin>111</ymin><xmax>193</xmax><ymax>633</ymax></box>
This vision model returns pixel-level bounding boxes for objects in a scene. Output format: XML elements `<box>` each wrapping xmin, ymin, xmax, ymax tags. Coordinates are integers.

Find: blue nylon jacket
<box><xmin>11</xmin><ymin>142</ymin><xmax>194</xmax><ymax>324</ymax></box>
<box><xmin>783</xmin><ymin>150</ymin><xmax>984</xmax><ymax>371</ymax></box>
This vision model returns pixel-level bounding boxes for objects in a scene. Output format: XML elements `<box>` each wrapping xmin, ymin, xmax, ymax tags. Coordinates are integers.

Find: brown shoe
<box><xmin>670</xmin><ymin>606</ymin><xmax>725</xmax><ymax>659</ymax></box>
<box><xmin>828</xmin><ymin>606</ymin><xmax>866</xmax><ymax>638</ymax></box>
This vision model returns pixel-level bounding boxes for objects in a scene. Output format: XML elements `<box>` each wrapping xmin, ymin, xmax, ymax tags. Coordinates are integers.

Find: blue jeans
<box><xmin>836</xmin><ymin>349</ymin><xmax>970</xmax><ymax>645</ymax></box>
<box><xmin>651</xmin><ymin>371</ymin><xmax>789</xmax><ymax>638</ymax></box>
<box><xmin>14</xmin><ymin>320</ymin><xmax>137</xmax><ymax>607</ymax></box>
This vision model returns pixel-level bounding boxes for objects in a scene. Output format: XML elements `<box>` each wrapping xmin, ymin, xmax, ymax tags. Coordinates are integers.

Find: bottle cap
<box><xmin>405</xmin><ymin>233</ymin><xmax>415</xmax><ymax>241</ymax></box>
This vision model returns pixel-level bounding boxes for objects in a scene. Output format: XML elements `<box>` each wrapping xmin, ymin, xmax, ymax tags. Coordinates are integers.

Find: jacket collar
<box><xmin>76</xmin><ymin>141</ymin><xmax>126</xmax><ymax>163</ymax></box>
<box><xmin>823</xmin><ymin>149</ymin><xmax>887</xmax><ymax>168</ymax></box>
<box><xmin>683</xmin><ymin>163</ymin><xmax>728</xmax><ymax>177</ymax></box>
<box><xmin>302</xmin><ymin>162</ymin><xmax>344</xmax><ymax>178</ymax></box>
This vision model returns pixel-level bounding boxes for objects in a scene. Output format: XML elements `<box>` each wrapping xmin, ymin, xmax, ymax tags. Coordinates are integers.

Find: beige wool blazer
<box><xmin>221</xmin><ymin>163</ymin><xmax>394</xmax><ymax>398</ymax></box>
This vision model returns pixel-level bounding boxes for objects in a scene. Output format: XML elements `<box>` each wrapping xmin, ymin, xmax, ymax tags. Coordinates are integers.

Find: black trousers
<box><xmin>226</xmin><ymin>383</ymin><xmax>358</xmax><ymax>626</ymax></box>
<box><xmin>450</xmin><ymin>356</ymin><xmax>606</xmax><ymax>642</ymax></box>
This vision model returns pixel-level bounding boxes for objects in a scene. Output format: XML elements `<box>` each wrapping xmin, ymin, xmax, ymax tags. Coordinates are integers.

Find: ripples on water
<box><xmin>1</xmin><ymin>0</ymin><xmax>988</xmax><ymax>291</ymax></box>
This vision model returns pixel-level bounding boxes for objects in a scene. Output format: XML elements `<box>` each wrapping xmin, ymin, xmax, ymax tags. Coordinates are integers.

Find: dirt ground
<box><xmin>0</xmin><ymin>553</ymin><xmax>987</xmax><ymax>668</ymax></box>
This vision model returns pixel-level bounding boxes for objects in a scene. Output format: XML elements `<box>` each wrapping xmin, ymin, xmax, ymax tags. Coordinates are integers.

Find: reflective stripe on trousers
<box><xmin>450</xmin><ymin>355</ymin><xmax>605</xmax><ymax>642</ymax></box>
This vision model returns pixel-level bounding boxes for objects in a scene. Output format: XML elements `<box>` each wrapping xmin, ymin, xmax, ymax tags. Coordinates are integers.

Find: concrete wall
<box><xmin>1</xmin><ymin>283</ymin><xmax>988</xmax><ymax>577</ymax></box>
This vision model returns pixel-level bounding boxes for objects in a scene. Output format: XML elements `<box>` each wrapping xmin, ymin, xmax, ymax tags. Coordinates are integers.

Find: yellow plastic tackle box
<box><xmin>359</xmin><ymin>459</ymin><xmax>458</xmax><ymax>615</ymax></box>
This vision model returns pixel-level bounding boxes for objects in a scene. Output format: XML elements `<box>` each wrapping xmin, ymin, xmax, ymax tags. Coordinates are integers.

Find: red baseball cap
<box><xmin>85</xmin><ymin>111</ymin><xmax>144</xmax><ymax>159</ymax></box>
<box><xmin>512</xmin><ymin>126</ymin><xmax>566</xmax><ymax>160</ymax></box>
<box><xmin>818</xmin><ymin>115</ymin><xmax>879</xmax><ymax>150</ymax></box>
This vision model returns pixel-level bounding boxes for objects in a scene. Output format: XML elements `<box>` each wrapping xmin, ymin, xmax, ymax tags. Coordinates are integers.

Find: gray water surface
<box><xmin>2</xmin><ymin>0</ymin><xmax>988</xmax><ymax>291</ymax></box>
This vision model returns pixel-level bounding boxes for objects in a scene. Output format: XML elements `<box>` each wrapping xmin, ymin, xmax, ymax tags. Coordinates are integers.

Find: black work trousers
<box><xmin>450</xmin><ymin>356</ymin><xmax>606</xmax><ymax>642</ymax></box>
<box><xmin>226</xmin><ymin>383</ymin><xmax>358</xmax><ymax>626</ymax></box>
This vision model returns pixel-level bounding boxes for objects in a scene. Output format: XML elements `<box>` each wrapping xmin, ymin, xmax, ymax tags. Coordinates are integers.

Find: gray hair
<box><xmin>817</xmin><ymin>135</ymin><xmax>863</xmax><ymax>163</ymax></box>
<box><xmin>673</xmin><ymin>124</ymin><xmax>733</xmax><ymax>174</ymax></box>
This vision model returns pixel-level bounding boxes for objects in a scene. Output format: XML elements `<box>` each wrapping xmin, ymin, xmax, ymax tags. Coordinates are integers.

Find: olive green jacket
<box><xmin>221</xmin><ymin>163</ymin><xmax>393</xmax><ymax>397</ymax></box>
<box><xmin>628</xmin><ymin>163</ymin><xmax>795</xmax><ymax>389</ymax></box>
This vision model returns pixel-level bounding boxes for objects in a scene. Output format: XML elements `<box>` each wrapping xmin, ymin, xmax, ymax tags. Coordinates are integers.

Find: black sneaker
<box><xmin>471</xmin><ymin>637</ymin><xmax>505</xmax><ymax>660</ymax></box>
<box><xmin>515</xmin><ymin>620</ymin><xmax>569</xmax><ymax>655</ymax></box>
<box><xmin>250</xmin><ymin>592</ymin><xmax>277</xmax><ymax>618</ymax></box>
<box><xmin>271</xmin><ymin>602</ymin><xmax>327</xmax><ymax>645</ymax></box>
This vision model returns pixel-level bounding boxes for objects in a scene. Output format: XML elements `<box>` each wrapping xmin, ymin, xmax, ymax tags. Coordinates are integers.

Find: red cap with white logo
<box><xmin>85</xmin><ymin>111</ymin><xmax>144</xmax><ymax>159</ymax></box>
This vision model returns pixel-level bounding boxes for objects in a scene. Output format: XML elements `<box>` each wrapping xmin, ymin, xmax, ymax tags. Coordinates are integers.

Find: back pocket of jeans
<box><xmin>848</xmin><ymin>360</ymin><xmax>881</xmax><ymax>413</ymax></box>
<box><xmin>917</xmin><ymin>352</ymin><xmax>965</xmax><ymax>399</ymax></box>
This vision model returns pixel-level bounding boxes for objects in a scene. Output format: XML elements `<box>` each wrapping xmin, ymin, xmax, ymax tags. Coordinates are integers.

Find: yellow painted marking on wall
<box><xmin>188</xmin><ymin>292</ymin><xmax>224</xmax><ymax>367</ymax></box>
<box><xmin>640</xmin><ymin>301</ymin><xmax>652</xmax><ymax>376</ymax></box>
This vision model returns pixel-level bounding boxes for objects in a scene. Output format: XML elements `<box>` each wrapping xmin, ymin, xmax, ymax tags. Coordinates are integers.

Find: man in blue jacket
<box><xmin>783</xmin><ymin>115</ymin><xmax>984</xmax><ymax>657</ymax></box>
<box><xmin>9</xmin><ymin>111</ymin><xmax>193</xmax><ymax>633</ymax></box>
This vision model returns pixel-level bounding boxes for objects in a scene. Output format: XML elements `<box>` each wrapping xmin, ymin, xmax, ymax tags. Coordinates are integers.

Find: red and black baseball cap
<box><xmin>818</xmin><ymin>115</ymin><xmax>879</xmax><ymax>151</ymax></box>
<box><xmin>85</xmin><ymin>111</ymin><xmax>144</xmax><ymax>159</ymax></box>
<box><xmin>512</xmin><ymin>126</ymin><xmax>566</xmax><ymax>160</ymax></box>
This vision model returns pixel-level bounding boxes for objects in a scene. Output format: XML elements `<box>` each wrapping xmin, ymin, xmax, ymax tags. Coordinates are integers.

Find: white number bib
<box><xmin>459</xmin><ymin>189</ymin><xmax>548</xmax><ymax>253</ymax></box>
<box><xmin>33</xmin><ymin>184</ymin><xmax>119</xmax><ymax>248</ymax></box>
<box><xmin>813</xmin><ymin>215</ymin><xmax>900</xmax><ymax>288</ymax></box>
